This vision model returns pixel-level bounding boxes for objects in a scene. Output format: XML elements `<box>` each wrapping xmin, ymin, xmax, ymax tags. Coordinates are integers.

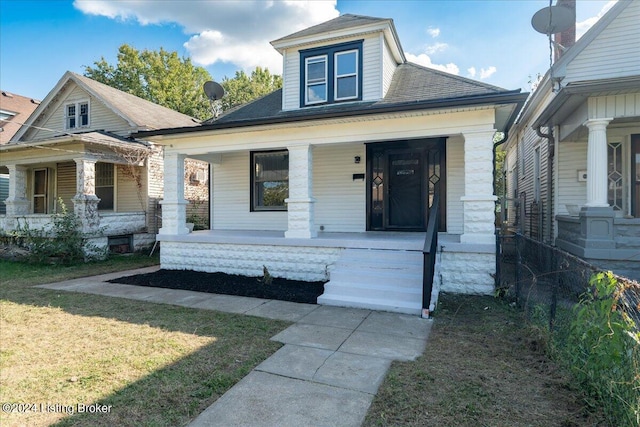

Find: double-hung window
<box><xmin>300</xmin><ymin>40</ymin><xmax>362</xmax><ymax>107</ymax></box>
<box><xmin>96</xmin><ymin>162</ymin><xmax>114</xmax><ymax>211</ymax></box>
<box><xmin>251</xmin><ymin>151</ymin><xmax>288</xmax><ymax>211</ymax></box>
<box><xmin>65</xmin><ymin>101</ymin><xmax>89</xmax><ymax>129</ymax></box>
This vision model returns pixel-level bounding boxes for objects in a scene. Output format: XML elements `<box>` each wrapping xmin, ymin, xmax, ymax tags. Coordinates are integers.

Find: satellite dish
<box><xmin>531</xmin><ymin>5</ymin><xmax>574</xmax><ymax>35</ymax></box>
<box><xmin>203</xmin><ymin>81</ymin><xmax>225</xmax><ymax>101</ymax></box>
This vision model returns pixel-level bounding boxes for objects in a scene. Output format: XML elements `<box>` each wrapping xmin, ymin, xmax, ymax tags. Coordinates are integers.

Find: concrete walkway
<box><xmin>37</xmin><ymin>267</ymin><xmax>432</xmax><ymax>427</ymax></box>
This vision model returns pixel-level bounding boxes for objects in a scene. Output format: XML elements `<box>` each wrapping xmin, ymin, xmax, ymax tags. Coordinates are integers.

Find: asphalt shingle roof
<box><xmin>272</xmin><ymin>14</ymin><xmax>391</xmax><ymax>44</ymax></box>
<box><xmin>0</xmin><ymin>91</ymin><xmax>40</xmax><ymax>144</ymax></box>
<box><xmin>203</xmin><ymin>62</ymin><xmax>512</xmax><ymax>126</ymax></box>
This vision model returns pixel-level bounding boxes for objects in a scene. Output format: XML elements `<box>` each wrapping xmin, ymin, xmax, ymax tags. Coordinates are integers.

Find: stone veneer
<box><xmin>100</xmin><ymin>212</ymin><xmax>147</xmax><ymax>235</ymax></box>
<box><xmin>439</xmin><ymin>249</ymin><xmax>495</xmax><ymax>294</ymax></box>
<box><xmin>161</xmin><ymin>241</ymin><xmax>342</xmax><ymax>282</ymax></box>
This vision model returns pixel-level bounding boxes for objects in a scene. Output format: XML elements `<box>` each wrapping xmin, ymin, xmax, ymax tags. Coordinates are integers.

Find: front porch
<box><xmin>157</xmin><ymin>230</ymin><xmax>496</xmax><ymax>314</ymax></box>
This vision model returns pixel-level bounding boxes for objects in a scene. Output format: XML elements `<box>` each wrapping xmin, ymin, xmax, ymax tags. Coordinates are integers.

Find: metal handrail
<box><xmin>422</xmin><ymin>192</ymin><xmax>440</xmax><ymax>318</ymax></box>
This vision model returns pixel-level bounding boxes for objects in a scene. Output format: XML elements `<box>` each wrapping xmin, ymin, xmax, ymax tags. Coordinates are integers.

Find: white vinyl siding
<box><xmin>361</xmin><ymin>35</ymin><xmax>381</xmax><ymax>101</ymax></box>
<box><xmin>446</xmin><ymin>136</ymin><xmax>464</xmax><ymax>235</ymax></box>
<box><xmin>25</xmin><ymin>84</ymin><xmax>131</xmax><ymax>141</ymax></box>
<box><xmin>313</xmin><ymin>143</ymin><xmax>365</xmax><ymax>232</ymax></box>
<box><xmin>557</xmin><ymin>142</ymin><xmax>588</xmax><ymax>214</ymax></box>
<box><xmin>212</xmin><ymin>151</ymin><xmax>287</xmax><ymax>231</ymax></box>
<box><xmin>565</xmin><ymin>1</ymin><xmax>640</xmax><ymax>84</ymax></box>
<box><xmin>381</xmin><ymin>36</ymin><xmax>397</xmax><ymax>98</ymax></box>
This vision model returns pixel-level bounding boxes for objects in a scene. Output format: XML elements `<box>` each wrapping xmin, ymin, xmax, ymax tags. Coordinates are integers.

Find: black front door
<box><xmin>387</xmin><ymin>150</ymin><xmax>424</xmax><ymax>228</ymax></box>
<box><xmin>367</xmin><ymin>138</ymin><xmax>446</xmax><ymax>231</ymax></box>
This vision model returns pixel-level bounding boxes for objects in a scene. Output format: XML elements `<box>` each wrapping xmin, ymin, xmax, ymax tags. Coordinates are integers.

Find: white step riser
<box><xmin>321</xmin><ymin>287</ymin><xmax>420</xmax><ymax>303</ymax></box>
<box><xmin>325</xmin><ymin>272</ymin><xmax>422</xmax><ymax>290</ymax></box>
<box><xmin>317</xmin><ymin>295</ymin><xmax>422</xmax><ymax>315</ymax></box>
<box><xmin>339</xmin><ymin>251</ymin><xmax>423</xmax><ymax>264</ymax></box>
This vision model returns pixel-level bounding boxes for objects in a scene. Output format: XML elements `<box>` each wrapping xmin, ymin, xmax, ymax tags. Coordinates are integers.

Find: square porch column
<box><xmin>285</xmin><ymin>144</ymin><xmax>317</xmax><ymax>239</ymax></box>
<box><xmin>460</xmin><ymin>130</ymin><xmax>497</xmax><ymax>245</ymax></box>
<box><xmin>4</xmin><ymin>164</ymin><xmax>29</xmax><ymax>230</ymax></box>
<box><xmin>73</xmin><ymin>158</ymin><xmax>101</xmax><ymax>234</ymax></box>
<box><xmin>159</xmin><ymin>152</ymin><xmax>189</xmax><ymax>235</ymax></box>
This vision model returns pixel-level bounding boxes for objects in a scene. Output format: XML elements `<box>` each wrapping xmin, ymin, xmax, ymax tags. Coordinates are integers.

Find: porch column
<box><xmin>285</xmin><ymin>144</ymin><xmax>317</xmax><ymax>238</ymax></box>
<box><xmin>159</xmin><ymin>152</ymin><xmax>189</xmax><ymax>235</ymax></box>
<box><xmin>460</xmin><ymin>130</ymin><xmax>497</xmax><ymax>245</ymax></box>
<box><xmin>73</xmin><ymin>158</ymin><xmax>100</xmax><ymax>234</ymax></box>
<box><xmin>4</xmin><ymin>165</ymin><xmax>29</xmax><ymax>230</ymax></box>
<box><xmin>584</xmin><ymin>118</ymin><xmax>613</xmax><ymax>207</ymax></box>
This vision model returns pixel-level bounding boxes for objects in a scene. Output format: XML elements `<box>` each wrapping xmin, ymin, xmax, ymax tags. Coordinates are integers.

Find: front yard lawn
<box><xmin>0</xmin><ymin>256</ymin><xmax>289</xmax><ymax>427</ymax></box>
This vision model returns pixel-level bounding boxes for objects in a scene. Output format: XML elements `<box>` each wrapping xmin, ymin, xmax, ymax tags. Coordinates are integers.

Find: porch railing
<box><xmin>422</xmin><ymin>192</ymin><xmax>440</xmax><ymax>318</ymax></box>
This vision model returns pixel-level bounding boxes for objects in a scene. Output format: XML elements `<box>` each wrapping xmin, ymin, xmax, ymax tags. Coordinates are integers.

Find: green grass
<box><xmin>0</xmin><ymin>255</ymin><xmax>289</xmax><ymax>427</ymax></box>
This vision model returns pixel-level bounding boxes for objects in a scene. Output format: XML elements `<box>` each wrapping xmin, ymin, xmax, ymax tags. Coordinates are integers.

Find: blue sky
<box><xmin>1</xmin><ymin>0</ymin><xmax>615</xmax><ymax>101</ymax></box>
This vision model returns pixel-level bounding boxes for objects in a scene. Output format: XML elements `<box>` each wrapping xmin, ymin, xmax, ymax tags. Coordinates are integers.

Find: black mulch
<box><xmin>108</xmin><ymin>269</ymin><xmax>325</xmax><ymax>304</ymax></box>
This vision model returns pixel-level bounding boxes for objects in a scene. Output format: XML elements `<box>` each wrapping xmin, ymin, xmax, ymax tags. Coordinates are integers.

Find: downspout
<box><xmin>493</xmin><ymin>131</ymin><xmax>508</xmax><ymax>289</ymax></box>
<box><xmin>535</xmin><ymin>124</ymin><xmax>555</xmax><ymax>244</ymax></box>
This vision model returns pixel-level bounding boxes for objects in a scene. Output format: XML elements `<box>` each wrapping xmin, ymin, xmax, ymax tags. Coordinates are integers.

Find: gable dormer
<box><xmin>271</xmin><ymin>14</ymin><xmax>405</xmax><ymax>111</ymax></box>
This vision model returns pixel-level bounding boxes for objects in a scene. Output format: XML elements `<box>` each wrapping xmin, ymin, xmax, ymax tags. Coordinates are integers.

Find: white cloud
<box><xmin>426</xmin><ymin>27</ymin><xmax>440</xmax><ymax>38</ymax></box>
<box><xmin>467</xmin><ymin>67</ymin><xmax>476</xmax><ymax>78</ymax></box>
<box><xmin>479</xmin><ymin>66</ymin><xmax>496</xmax><ymax>79</ymax></box>
<box><xmin>405</xmin><ymin>52</ymin><xmax>459</xmax><ymax>75</ymax></box>
<box><xmin>576</xmin><ymin>1</ymin><xmax>617</xmax><ymax>40</ymax></box>
<box><xmin>73</xmin><ymin>0</ymin><xmax>339</xmax><ymax>73</ymax></box>
<box><xmin>424</xmin><ymin>42</ymin><xmax>448</xmax><ymax>55</ymax></box>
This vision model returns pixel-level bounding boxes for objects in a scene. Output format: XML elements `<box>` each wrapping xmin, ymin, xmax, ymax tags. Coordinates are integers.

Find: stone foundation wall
<box><xmin>161</xmin><ymin>241</ymin><xmax>342</xmax><ymax>282</ymax></box>
<box><xmin>439</xmin><ymin>250</ymin><xmax>495</xmax><ymax>294</ymax></box>
<box><xmin>100</xmin><ymin>212</ymin><xmax>147</xmax><ymax>235</ymax></box>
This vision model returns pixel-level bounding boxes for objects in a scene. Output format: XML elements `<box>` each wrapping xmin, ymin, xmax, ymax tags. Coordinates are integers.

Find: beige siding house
<box><xmin>0</xmin><ymin>72</ymin><xmax>208</xmax><ymax>253</ymax></box>
<box><xmin>503</xmin><ymin>0</ymin><xmax>640</xmax><ymax>280</ymax></box>
<box><xmin>138</xmin><ymin>14</ymin><xmax>527</xmax><ymax>316</ymax></box>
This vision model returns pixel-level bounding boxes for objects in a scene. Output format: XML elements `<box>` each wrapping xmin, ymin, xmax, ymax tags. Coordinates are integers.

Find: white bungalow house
<box><xmin>0</xmin><ymin>71</ymin><xmax>208</xmax><ymax>254</ymax></box>
<box><xmin>503</xmin><ymin>0</ymin><xmax>640</xmax><ymax>280</ymax></box>
<box><xmin>137</xmin><ymin>14</ymin><xmax>527</xmax><ymax>315</ymax></box>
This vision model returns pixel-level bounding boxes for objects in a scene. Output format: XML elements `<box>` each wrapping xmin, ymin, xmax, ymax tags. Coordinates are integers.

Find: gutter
<box><xmin>535</xmin><ymin>124</ymin><xmax>555</xmax><ymax>245</ymax></box>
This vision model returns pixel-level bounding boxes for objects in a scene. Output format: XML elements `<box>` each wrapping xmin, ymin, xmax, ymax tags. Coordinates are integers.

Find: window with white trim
<box><xmin>65</xmin><ymin>101</ymin><xmax>89</xmax><ymax>129</ymax></box>
<box><xmin>300</xmin><ymin>40</ymin><xmax>362</xmax><ymax>107</ymax></box>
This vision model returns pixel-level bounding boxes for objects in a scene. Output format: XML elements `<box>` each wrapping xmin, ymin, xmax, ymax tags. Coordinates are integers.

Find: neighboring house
<box><xmin>138</xmin><ymin>14</ymin><xmax>527</xmax><ymax>315</ymax></box>
<box><xmin>503</xmin><ymin>0</ymin><xmax>640</xmax><ymax>280</ymax></box>
<box><xmin>0</xmin><ymin>71</ymin><xmax>208</xmax><ymax>254</ymax></box>
<box><xmin>0</xmin><ymin>90</ymin><xmax>41</xmax><ymax>214</ymax></box>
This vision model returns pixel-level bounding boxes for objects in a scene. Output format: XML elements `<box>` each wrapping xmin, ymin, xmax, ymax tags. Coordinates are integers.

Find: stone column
<box><xmin>584</xmin><ymin>118</ymin><xmax>612</xmax><ymax>208</ymax></box>
<box><xmin>159</xmin><ymin>152</ymin><xmax>189</xmax><ymax>235</ymax></box>
<box><xmin>460</xmin><ymin>130</ymin><xmax>497</xmax><ymax>245</ymax></box>
<box><xmin>4</xmin><ymin>165</ymin><xmax>29</xmax><ymax>230</ymax></box>
<box><xmin>72</xmin><ymin>158</ymin><xmax>100</xmax><ymax>234</ymax></box>
<box><xmin>285</xmin><ymin>144</ymin><xmax>316</xmax><ymax>239</ymax></box>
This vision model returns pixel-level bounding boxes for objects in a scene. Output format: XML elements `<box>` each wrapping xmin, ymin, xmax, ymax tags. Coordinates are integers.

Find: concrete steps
<box><xmin>318</xmin><ymin>248</ymin><xmax>424</xmax><ymax>315</ymax></box>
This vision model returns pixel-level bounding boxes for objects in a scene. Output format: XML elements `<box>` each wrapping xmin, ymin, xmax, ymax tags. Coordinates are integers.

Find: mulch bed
<box><xmin>108</xmin><ymin>269</ymin><xmax>325</xmax><ymax>304</ymax></box>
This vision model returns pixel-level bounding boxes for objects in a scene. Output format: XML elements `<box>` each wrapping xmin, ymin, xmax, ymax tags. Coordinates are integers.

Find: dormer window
<box><xmin>300</xmin><ymin>40</ymin><xmax>362</xmax><ymax>107</ymax></box>
<box><xmin>66</xmin><ymin>101</ymin><xmax>89</xmax><ymax>129</ymax></box>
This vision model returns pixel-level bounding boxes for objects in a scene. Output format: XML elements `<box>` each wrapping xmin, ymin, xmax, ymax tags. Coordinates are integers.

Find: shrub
<box><xmin>563</xmin><ymin>272</ymin><xmax>639</xmax><ymax>426</ymax></box>
<box><xmin>12</xmin><ymin>200</ymin><xmax>104</xmax><ymax>264</ymax></box>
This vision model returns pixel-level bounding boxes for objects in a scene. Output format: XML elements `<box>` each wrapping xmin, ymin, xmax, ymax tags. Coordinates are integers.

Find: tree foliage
<box><xmin>220</xmin><ymin>67</ymin><xmax>282</xmax><ymax>111</ymax></box>
<box><xmin>84</xmin><ymin>44</ymin><xmax>213</xmax><ymax>121</ymax></box>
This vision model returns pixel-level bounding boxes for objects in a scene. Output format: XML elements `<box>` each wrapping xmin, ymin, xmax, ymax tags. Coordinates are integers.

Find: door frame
<box><xmin>366</xmin><ymin>137</ymin><xmax>446</xmax><ymax>232</ymax></box>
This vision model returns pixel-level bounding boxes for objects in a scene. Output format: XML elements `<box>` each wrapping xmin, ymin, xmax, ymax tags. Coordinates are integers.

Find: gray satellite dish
<box><xmin>203</xmin><ymin>81</ymin><xmax>225</xmax><ymax>101</ymax></box>
<box><xmin>531</xmin><ymin>5</ymin><xmax>574</xmax><ymax>35</ymax></box>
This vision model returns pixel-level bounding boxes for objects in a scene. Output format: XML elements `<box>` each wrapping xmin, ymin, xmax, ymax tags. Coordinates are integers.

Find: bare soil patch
<box><xmin>108</xmin><ymin>269</ymin><xmax>325</xmax><ymax>304</ymax></box>
<box><xmin>364</xmin><ymin>293</ymin><xmax>602</xmax><ymax>427</ymax></box>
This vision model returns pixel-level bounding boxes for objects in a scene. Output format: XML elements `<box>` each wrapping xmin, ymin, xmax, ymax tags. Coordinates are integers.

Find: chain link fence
<box><xmin>498</xmin><ymin>232</ymin><xmax>640</xmax><ymax>332</ymax></box>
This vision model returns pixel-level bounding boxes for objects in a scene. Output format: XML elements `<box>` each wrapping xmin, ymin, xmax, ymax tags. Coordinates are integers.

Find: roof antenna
<box><xmin>203</xmin><ymin>81</ymin><xmax>225</xmax><ymax>120</ymax></box>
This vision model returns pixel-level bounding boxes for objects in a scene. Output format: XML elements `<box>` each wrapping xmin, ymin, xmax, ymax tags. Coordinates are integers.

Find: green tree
<box><xmin>221</xmin><ymin>67</ymin><xmax>282</xmax><ymax>111</ymax></box>
<box><xmin>84</xmin><ymin>44</ymin><xmax>213</xmax><ymax>120</ymax></box>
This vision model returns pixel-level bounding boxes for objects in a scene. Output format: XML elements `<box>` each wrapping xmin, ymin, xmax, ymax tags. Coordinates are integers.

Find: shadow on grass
<box><xmin>1</xmin><ymin>265</ymin><xmax>290</xmax><ymax>427</ymax></box>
